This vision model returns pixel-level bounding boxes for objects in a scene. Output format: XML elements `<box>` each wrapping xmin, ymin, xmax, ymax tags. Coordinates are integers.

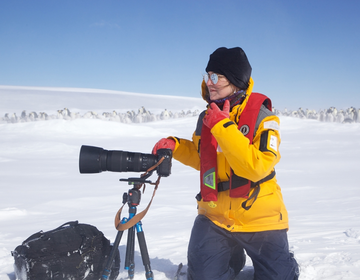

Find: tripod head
<box><xmin>119</xmin><ymin>169</ymin><xmax>154</xmax><ymax>185</ymax></box>
<box><xmin>123</xmin><ymin>188</ymin><xmax>141</xmax><ymax>207</ymax></box>
<box><xmin>119</xmin><ymin>171</ymin><xmax>155</xmax><ymax>207</ymax></box>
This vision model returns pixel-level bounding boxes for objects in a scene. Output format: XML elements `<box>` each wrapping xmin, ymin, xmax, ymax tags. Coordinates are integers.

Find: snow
<box><xmin>0</xmin><ymin>86</ymin><xmax>360</xmax><ymax>279</ymax></box>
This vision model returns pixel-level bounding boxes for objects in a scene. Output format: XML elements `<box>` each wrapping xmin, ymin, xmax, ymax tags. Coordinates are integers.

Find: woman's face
<box><xmin>205</xmin><ymin>72</ymin><xmax>234</xmax><ymax>101</ymax></box>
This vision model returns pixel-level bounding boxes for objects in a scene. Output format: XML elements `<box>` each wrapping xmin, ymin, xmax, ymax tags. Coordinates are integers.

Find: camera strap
<box><xmin>114</xmin><ymin>157</ymin><xmax>165</xmax><ymax>232</ymax></box>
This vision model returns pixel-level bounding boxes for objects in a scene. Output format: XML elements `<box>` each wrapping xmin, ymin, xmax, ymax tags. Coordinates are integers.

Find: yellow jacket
<box><xmin>170</xmin><ymin>78</ymin><xmax>289</xmax><ymax>232</ymax></box>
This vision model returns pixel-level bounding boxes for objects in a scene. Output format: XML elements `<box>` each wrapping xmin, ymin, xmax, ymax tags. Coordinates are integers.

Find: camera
<box><xmin>79</xmin><ymin>145</ymin><xmax>172</xmax><ymax>177</ymax></box>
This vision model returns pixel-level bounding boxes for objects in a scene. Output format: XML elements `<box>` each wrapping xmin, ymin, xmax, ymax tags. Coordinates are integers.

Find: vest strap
<box><xmin>218</xmin><ymin>170</ymin><xmax>276</xmax><ymax>192</ymax></box>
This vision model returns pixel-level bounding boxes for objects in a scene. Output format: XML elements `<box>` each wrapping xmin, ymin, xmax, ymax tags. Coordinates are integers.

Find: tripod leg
<box><xmin>101</xmin><ymin>230</ymin><xmax>123</xmax><ymax>280</ymax></box>
<box><xmin>136</xmin><ymin>222</ymin><xmax>154</xmax><ymax>280</ymax></box>
<box><xmin>125</xmin><ymin>225</ymin><xmax>136</xmax><ymax>279</ymax></box>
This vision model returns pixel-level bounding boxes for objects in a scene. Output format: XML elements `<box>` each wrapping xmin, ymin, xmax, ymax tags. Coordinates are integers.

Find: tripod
<box><xmin>101</xmin><ymin>174</ymin><xmax>155</xmax><ymax>280</ymax></box>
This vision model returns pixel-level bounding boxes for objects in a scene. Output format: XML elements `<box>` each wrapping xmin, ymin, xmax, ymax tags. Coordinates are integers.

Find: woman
<box><xmin>152</xmin><ymin>47</ymin><xmax>299</xmax><ymax>280</ymax></box>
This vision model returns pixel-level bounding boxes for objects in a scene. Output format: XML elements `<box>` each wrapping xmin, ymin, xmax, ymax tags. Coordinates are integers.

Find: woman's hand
<box><xmin>152</xmin><ymin>138</ymin><xmax>176</xmax><ymax>155</ymax></box>
<box><xmin>203</xmin><ymin>100</ymin><xmax>230</xmax><ymax>129</ymax></box>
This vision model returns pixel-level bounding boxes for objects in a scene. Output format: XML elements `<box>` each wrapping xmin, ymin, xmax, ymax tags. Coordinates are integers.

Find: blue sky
<box><xmin>1</xmin><ymin>0</ymin><xmax>359</xmax><ymax>110</ymax></box>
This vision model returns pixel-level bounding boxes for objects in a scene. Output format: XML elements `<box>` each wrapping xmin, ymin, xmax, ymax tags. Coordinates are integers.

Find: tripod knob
<box><xmin>122</xmin><ymin>193</ymin><xmax>128</xmax><ymax>204</ymax></box>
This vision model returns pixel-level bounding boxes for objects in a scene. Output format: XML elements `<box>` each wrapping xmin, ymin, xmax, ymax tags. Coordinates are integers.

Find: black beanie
<box><xmin>205</xmin><ymin>47</ymin><xmax>252</xmax><ymax>90</ymax></box>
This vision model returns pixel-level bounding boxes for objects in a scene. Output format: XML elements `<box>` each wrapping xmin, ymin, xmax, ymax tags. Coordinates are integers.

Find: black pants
<box><xmin>187</xmin><ymin>215</ymin><xmax>299</xmax><ymax>280</ymax></box>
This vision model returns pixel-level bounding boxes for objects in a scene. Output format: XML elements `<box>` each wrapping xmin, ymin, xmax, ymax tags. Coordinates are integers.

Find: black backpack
<box><xmin>12</xmin><ymin>221</ymin><xmax>120</xmax><ymax>280</ymax></box>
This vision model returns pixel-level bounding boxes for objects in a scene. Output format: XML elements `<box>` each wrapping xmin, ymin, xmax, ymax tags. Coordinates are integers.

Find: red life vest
<box><xmin>200</xmin><ymin>92</ymin><xmax>272</xmax><ymax>202</ymax></box>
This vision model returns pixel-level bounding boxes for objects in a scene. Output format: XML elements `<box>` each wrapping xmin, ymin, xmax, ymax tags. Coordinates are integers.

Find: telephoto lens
<box><xmin>79</xmin><ymin>145</ymin><xmax>158</xmax><ymax>174</ymax></box>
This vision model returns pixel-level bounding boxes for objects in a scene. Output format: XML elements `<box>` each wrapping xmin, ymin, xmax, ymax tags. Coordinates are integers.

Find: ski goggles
<box><xmin>203</xmin><ymin>73</ymin><xmax>226</xmax><ymax>85</ymax></box>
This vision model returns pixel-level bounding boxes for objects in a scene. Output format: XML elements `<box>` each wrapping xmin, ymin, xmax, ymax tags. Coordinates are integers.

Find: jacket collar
<box><xmin>229</xmin><ymin>77</ymin><xmax>254</xmax><ymax>122</ymax></box>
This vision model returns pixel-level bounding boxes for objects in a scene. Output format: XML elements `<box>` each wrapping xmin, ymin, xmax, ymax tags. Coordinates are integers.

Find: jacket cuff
<box><xmin>167</xmin><ymin>136</ymin><xmax>180</xmax><ymax>152</ymax></box>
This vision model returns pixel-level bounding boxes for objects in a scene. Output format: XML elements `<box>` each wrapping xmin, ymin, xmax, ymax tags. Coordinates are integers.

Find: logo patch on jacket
<box><xmin>269</xmin><ymin>134</ymin><xmax>278</xmax><ymax>152</ymax></box>
<box><xmin>239</xmin><ymin>125</ymin><xmax>250</xmax><ymax>136</ymax></box>
<box><xmin>264</xmin><ymin>120</ymin><xmax>279</xmax><ymax>131</ymax></box>
<box><xmin>204</xmin><ymin>168</ymin><xmax>216</xmax><ymax>190</ymax></box>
